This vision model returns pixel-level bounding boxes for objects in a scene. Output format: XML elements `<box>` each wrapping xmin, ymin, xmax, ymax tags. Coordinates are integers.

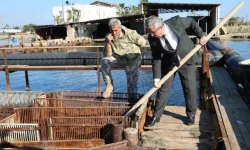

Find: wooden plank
<box><xmin>223</xmin><ymin>89</ymin><xmax>250</xmax><ymax>148</ymax></box>
<box><xmin>159</xmin><ymin>115</ymin><xmax>212</xmax><ymax>125</ymax></box>
<box><xmin>238</xmin><ymin>112</ymin><xmax>250</xmax><ymax>122</ymax></box>
<box><xmin>215</xmin><ymin>89</ymin><xmax>243</xmax><ymax>138</ymax></box>
<box><xmin>214</xmin><ymin>89</ymin><xmax>242</xmax><ymax>149</ymax></box>
<box><xmin>220</xmin><ymin>68</ymin><xmax>237</xmax><ymax>89</ymax></box>
<box><xmin>164</xmin><ymin>106</ymin><xmax>212</xmax><ymax>117</ymax></box>
<box><xmin>228</xmin><ymin>89</ymin><xmax>249</xmax><ymax>109</ymax></box>
<box><xmin>246</xmin><ymin>122</ymin><xmax>250</xmax><ymax>131</ymax></box>
<box><xmin>160</xmin><ymin>106</ymin><xmax>213</xmax><ymax>125</ymax></box>
<box><xmin>142</xmin><ymin>140</ymin><xmax>212</xmax><ymax>150</ymax></box>
<box><xmin>213</xmin><ymin>67</ymin><xmax>228</xmax><ymax>88</ymax></box>
<box><xmin>210</xmin><ymin>67</ymin><xmax>220</xmax><ymax>89</ymax></box>
<box><xmin>163</xmin><ymin>110</ymin><xmax>212</xmax><ymax>119</ymax></box>
<box><xmin>223</xmin><ymin>89</ymin><xmax>239</xmax><ymax>109</ymax></box>
<box><xmin>142</xmin><ymin>130</ymin><xmax>211</xmax><ymax>138</ymax></box>
<box><xmin>142</xmin><ymin>134</ymin><xmax>215</xmax><ymax>145</ymax></box>
<box><xmin>144</xmin><ymin>122</ymin><xmax>214</xmax><ymax>132</ymax></box>
<box><xmin>232</xmin><ymin>111</ymin><xmax>250</xmax><ymax>147</ymax></box>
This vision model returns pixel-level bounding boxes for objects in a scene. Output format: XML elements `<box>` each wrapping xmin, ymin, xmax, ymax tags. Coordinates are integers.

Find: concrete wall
<box><xmin>0</xmin><ymin>91</ymin><xmax>43</xmax><ymax>107</ymax></box>
<box><xmin>53</xmin><ymin>4</ymin><xmax>118</xmax><ymax>24</ymax></box>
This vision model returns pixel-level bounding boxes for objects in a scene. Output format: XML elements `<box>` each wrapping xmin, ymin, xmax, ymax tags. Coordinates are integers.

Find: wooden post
<box><xmin>3</xmin><ymin>49</ymin><xmax>11</xmax><ymax>92</ymax></box>
<box><xmin>125</xmin><ymin>1</ymin><xmax>245</xmax><ymax>116</ymax></box>
<box><xmin>25</xmin><ymin>71</ymin><xmax>30</xmax><ymax>91</ymax></box>
<box><xmin>124</xmin><ymin>128</ymin><xmax>138</xmax><ymax>147</ymax></box>
<box><xmin>96</xmin><ymin>47</ymin><xmax>101</xmax><ymax>94</ymax></box>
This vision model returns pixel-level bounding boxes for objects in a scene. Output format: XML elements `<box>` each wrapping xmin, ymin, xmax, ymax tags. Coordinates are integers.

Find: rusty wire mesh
<box><xmin>46</xmin><ymin>116</ymin><xmax>130</xmax><ymax>141</ymax></box>
<box><xmin>33</xmin><ymin>98</ymin><xmax>131</xmax><ymax>107</ymax></box>
<box><xmin>46</xmin><ymin>91</ymin><xmax>143</xmax><ymax>103</ymax></box>
<box><xmin>0</xmin><ymin>107</ymin><xmax>15</xmax><ymax>121</ymax></box>
<box><xmin>14</xmin><ymin>107</ymin><xmax>130</xmax><ymax>123</ymax></box>
<box><xmin>47</xmin><ymin>117</ymin><xmax>129</xmax><ymax>142</ymax></box>
<box><xmin>1</xmin><ymin>91</ymin><xmax>144</xmax><ymax>146</ymax></box>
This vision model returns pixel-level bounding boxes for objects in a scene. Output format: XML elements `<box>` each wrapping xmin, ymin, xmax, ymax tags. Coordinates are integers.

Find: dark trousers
<box><xmin>100</xmin><ymin>56</ymin><xmax>141</xmax><ymax>94</ymax></box>
<box><xmin>153</xmin><ymin>63</ymin><xmax>197</xmax><ymax>119</ymax></box>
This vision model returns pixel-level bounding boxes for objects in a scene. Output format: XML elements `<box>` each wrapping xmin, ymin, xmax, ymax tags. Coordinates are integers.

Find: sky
<box><xmin>0</xmin><ymin>0</ymin><xmax>248</xmax><ymax>28</ymax></box>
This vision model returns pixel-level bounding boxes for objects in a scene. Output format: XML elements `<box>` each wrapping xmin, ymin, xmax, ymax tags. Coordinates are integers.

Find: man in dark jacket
<box><xmin>145</xmin><ymin>15</ymin><xmax>208</xmax><ymax>127</ymax></box>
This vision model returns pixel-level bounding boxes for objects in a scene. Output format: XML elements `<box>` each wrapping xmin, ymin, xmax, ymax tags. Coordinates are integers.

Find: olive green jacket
<box><xmin>104</xmin><ymin>26</ymin><xmax>146</xmax><ymax>57</ymax></box>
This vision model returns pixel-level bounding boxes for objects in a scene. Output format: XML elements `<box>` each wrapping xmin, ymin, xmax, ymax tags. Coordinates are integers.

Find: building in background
<box><xmin>52</xmin><ymin>1</ymin><xmax>118</xmax><ymax>25</ymax></box>
<box><xmin>0</xmin><ymin>29</ymin><xmax>22</xmax><ymax>34</ymax></box>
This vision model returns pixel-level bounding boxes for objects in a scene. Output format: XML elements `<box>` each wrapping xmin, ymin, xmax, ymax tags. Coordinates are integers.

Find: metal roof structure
<box><xmin>35</xmin><ymin>14</ymin><xmax>144</xmax><ymax>29</ymax></box>
<box><xmin>143</xmin><ymin>2</ymin><xmax>220</xmax><ymax>14</ymax></box>
<box><xmin>35</xmin><ymin>2</ymin><xmax>221</xmax><ymax>29</ymax></box>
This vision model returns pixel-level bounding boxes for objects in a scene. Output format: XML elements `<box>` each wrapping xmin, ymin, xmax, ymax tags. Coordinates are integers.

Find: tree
<box><xmin>72</xmin><ymin>7</ymin><xmax>80</xmax><ymax>22</ymax></box>
<box><xmin>54</xmin><ymin>15</ymin><xmax>63</xmax><ymax>24</ymax></box>
<box><xmin>67</xmin><ymin>9</ymin><xmax>72</xmax><ymax>22</ymax></box>
<box><xmin>116</xmin><ymin>2</ymin><xmax>147</xmax><ymax>17</ymax></box>
<box><xmin>3</xmin><ymin>24</ymin><xmax>10</xmax><ymax>29</ymax></box>
<box><xmin>228</xmin><ymin>17</ymin><xmax>239</xmax><ymax>26</ymax></box>
<box><xmin>22</xmin><ymin>24</ymin><xmax>36</xmax><ymax>33</ymax></box>
<box><xmin>116</xmin><ymin>3</ymin><xmax>140</xmax><ymax>16</ymax></box>
<box><xmin>13</xmin><ymin>26</ymin><xmax>20</xmax><ymax>29</ymax></box>
<box><xmin>66</xmin><ymin>7</ymin><xmax>81</xmax><ymax>23</ymax></box>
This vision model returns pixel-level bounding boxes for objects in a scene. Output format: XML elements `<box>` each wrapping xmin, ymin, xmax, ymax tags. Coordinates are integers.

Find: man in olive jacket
<box><xmin>101</xmin><ymin>18</ymin><xmax>146</xmax><ymax>99</ymax></box>
<box><xmin>145</xmin><ymin>15</ymin><xmax>208</xmax><ymax>127</ymax></box>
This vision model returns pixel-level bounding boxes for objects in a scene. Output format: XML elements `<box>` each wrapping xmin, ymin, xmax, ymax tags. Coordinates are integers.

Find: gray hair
<box><xmin>108</xmin><ymin>18</ymin><xmax>121</xmax><ymax>27</ymax></box>
<box><xmin>145</xmin><ymin>16</ymin><xmax>164</xmax><ymax>29</ymax></box>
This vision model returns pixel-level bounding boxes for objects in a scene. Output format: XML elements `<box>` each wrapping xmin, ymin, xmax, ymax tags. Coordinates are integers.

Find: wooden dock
<box><xmin>139</xmin><ymin>66</ymin><xmax>250</xmax><ymax>150</ymax></box>
<box><xmin>211</xmin><ymin>67</ymin><xmax>250</xmax><ymax>150</ymax></box>
<box><xmin>142</xmin><ymin>106</ymin><xmax>216</xmax><ymax>149</ymax></box>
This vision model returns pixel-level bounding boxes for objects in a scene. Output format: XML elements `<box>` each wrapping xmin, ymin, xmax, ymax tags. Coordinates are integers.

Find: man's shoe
<box><xmin>102</xmin><ymin>84</ymin><xmax>113</xmax><ymax>98</ymax></box>
<box><xmin>186</xmin><ymin>117</ymin><xmax>195</xmax><ymax>126</ymax></box>
<box><xmin>144</xmin><ymin>116</ymin><xmax>160</xmax><ymax>127</ymax></box>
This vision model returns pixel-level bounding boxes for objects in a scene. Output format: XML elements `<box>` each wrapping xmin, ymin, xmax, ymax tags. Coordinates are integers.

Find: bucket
<box><xmin>239</xmin><ymin>59</ymin><xmax>250</xmax><ymax>96</ymax></box>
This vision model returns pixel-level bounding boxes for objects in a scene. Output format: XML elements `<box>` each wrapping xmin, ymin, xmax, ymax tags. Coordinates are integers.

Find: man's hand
<box><xmin>107</xmin><ymin>34</ymin><xmax>114</xmax><ymax>44</ymax></box>
<box><xmin>106</xmin><ymin>34</ymin><xmax>114</xmax><ymax>57</ymax></box>
<box><xmin>154</xmin><ymin>78</ymin><xmax>161</xmax><ymax>88</ymax></box>
<box><xmin>199</xmin><ymin>36</ymin><xmax>208</xmax><ymax>46</ymax></box>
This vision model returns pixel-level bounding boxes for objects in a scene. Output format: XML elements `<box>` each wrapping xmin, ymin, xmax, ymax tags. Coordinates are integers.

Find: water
<box><xmin>219</xmin><ymin>40</ymin><xmax>250</xmax><ymax>59</ymax></box>
<box><xmin>0</xmin><ymin>40</ymin><xmax>250</xmax><ymax>106</ymax></box>
<box><xmin>0</xmin><ymin>40</ymin><xmax>9</xmax><ymax>46</ymax></box>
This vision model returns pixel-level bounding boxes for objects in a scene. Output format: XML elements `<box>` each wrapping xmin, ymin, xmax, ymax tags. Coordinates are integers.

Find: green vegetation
<box><xmin>66</xmin><ymin>7</ymin><xmax>81</xmax><ymax>23</ymax></box>
<box><xmin>227</xmin><ymin>16</ymin><xmax>249</xmax><ymax>26</ymax></box>
<box><xmin>2</xmin><ymin>24</ymin><xmax>11</xmax><ymax>29</ymax></box>
<box><xmin>116</xmin><ymin>0</ymin><xmax>148</xmax><ymax>16</ymax></box>
<box><xmin>54</xmin><ymin>15</ymin><xmax>64</xmax><ymax>24</ymax></box>
<box><xmin>13</xmin><ymin>26</ymin><xmax>20</xmax><ymax>29</ymax></box>
<box><xmin>22</xmin><ymin>24</ymin><xmax>36</xmax><ymax>33</ymax></box>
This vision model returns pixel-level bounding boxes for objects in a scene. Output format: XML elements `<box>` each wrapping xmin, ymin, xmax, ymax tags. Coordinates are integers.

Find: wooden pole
<box><xmin>96</xmin><ymin>47</ymin><xmax>101</xmax><ymax>94</ymax></box>
<box><xmin>25</xmin><ymin>71</ymin><xmax>30</xmax><ymax>91</ymax></box>
<box><xmin>3</xmin><ymin>49</ymin><xmax>11</xmax><ymax>92</ymax></box>
<box><xmin>125</xmin><ymin>1</ymin><xmax>245</xmax><ymax>117</ymax></box>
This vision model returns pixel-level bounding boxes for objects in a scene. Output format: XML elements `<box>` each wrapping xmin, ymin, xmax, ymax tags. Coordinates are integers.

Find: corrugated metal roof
<box><xmin>35</xmin><ymin>14</ymin><xmax>144</xmax><ymax>29</ymax></box>
<box><xmin>143</xmin><ymin>2</ymin><xmax>220</xmax><ymax>13</ymax></box>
